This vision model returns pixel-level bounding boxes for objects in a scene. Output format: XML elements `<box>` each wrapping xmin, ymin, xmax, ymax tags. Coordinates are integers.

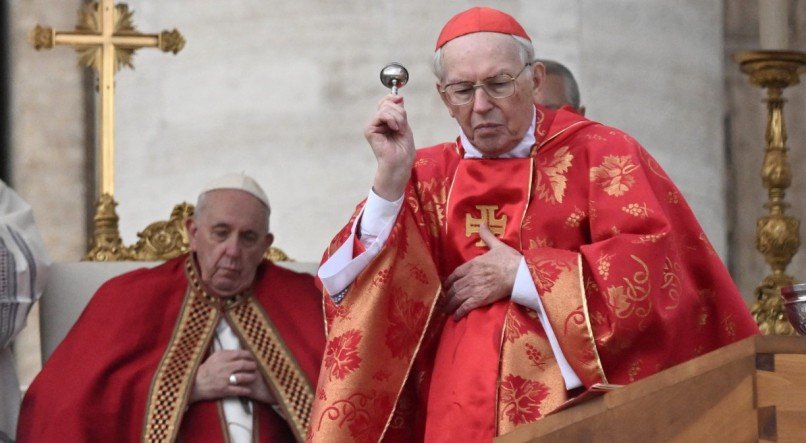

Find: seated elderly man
<box><xmin>0</xmin><ymin>180</ymin><xmax>49</xmax><ymax>442</ymax></box>
<box><xmin>311</xmin><ymin>7</ymin><xmax>758</xmax><ymax>442</ymax></box>
<box><xmin>18</xmin><ymin>174</ymin><xmax>325</xmax><ymax>442</ymax></box>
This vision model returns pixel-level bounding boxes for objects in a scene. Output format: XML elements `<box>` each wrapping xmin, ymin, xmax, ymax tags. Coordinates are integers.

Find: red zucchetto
<box><xmin>435</xmin><ymin>6</ymin><xmax>531</xmax><ymax>50</ymax></box>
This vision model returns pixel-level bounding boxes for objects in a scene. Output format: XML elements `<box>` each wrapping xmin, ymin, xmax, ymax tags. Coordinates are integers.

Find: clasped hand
<box><xmin>442</xmin><ymin>224</ymin><xmax>522</xmax><ymax>320</ymax></box>
<box><xmin>190</xmin><ymin>349</ymin><xmax>275</xmax><ymax>405</ymax></box>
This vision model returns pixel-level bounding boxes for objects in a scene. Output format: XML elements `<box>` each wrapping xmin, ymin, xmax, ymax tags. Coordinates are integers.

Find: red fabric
<box><xmin>427</xmin><ymin>157</ymin><xmax>533</xmax><ymax>439</ymax></box>
<box><xmin>17</xmin><ymin>255</ymin><xmax>325</xmax><ymax>442</ymax></box>
<box><xmin>436</xmin><ymin>7</ymin><xmax>531</xmax><ymax>49</ymax></box>
<box><xmin>311</xmin><ymin>105</ymin><xmax>758</xmax><ymax>441</ymax></box>
<box><xmin>440</xmin><ymin>158</ymin><xmax>532</xmax><ymax>273</ymax></box>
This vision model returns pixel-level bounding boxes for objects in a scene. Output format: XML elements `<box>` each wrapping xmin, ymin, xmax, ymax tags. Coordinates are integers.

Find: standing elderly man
<box><xmin>311</xmin><ymin>7</ymin><xmax>757</xmax><ymax>442</ymax></box>
<box><xmin>18</xmin><ymin>174</ymin><xmax>325</xmax><ymax>442</ymax></box>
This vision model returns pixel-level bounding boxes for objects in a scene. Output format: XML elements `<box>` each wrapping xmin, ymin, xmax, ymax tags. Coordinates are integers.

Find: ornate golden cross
<box><xmin>30</xmin><ymin>0</ymin><xmax>184</xmax><ymax>197</ymax></box>
<box><xmin>465</xmin><ymin>205</ymin><xmax>507</xmax><ymax>246</ymax></box>
<box><xmin>29</xmin><ymin>1</ymin><xmax>184</xmax><ymax>260</ymax></box>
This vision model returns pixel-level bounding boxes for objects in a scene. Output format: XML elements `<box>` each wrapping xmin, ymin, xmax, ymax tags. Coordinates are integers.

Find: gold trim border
<box><xmin>575</xmin><ymin>254</ymin><xmax>608</xmax><ymax>384</ymax></box>
<box><xmin>227</xmin><ymin>298</ymin><xmax>314</xmax><ymax>442</ymax></box>
<box><xmin>142</xmin><ymin>285</ymin><xmax>220</xmax><ymax>442</ymax></box>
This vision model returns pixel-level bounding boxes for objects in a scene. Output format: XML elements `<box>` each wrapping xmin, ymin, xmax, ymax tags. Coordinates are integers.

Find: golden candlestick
<box><xmin>734</xmin><ymin>50</ymin><xmax>806</xmax><ymax>335</ymax></box>
<box><xmin>29</xmin><ymin>1</ymin><xmax>184</xmax><ymax>260</ymax></box>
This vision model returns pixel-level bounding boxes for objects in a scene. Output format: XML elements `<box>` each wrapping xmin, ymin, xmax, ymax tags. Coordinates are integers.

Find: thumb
<box><xmin>478</xmin><ymin>223</ymin><xmax>504</xmax><ymax>249</ymax></box>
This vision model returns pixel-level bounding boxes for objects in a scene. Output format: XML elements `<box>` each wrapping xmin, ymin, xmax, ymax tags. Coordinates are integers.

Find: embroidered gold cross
<box><xmin>465</xmin><ymin>205</ymin><xmax>506</xmax><ymax>246</ymax></box>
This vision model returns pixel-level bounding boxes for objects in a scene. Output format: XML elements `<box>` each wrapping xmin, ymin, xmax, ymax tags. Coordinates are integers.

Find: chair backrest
<box><xmin>40</xmin><ymin>260</ymin><xmax>318</xmax><ymax>361</ymax></box>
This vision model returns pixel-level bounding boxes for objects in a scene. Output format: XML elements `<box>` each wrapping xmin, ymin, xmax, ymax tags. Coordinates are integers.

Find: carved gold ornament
<box><xmin>85</xmin><ymin>193</ymin><xmax>128</xmax><ymax>261</ymax></box>
<box><xmin>734</xmin><ymin>50</ymin><xmax>806</xmax><ymax>335</ymax></box>
<box><xmin>29</xmin><ymin>25</ymin><xmax>54</xmax><ymax>50</ymax></box>
<box><xmin>159</xmin><ymin>30</ymin><xmax>186</xmax><ymax>54</ymax></box>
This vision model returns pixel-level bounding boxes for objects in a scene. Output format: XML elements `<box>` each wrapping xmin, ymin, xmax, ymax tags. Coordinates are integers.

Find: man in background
<box><xmin>19</xmin><ymin>173</ymin><xmax>324</xmax><ymax>442</ymax></box>
<box><xmin>0</xmin><ymin>180</ymin><xmax>49</xmax><ymax>442</ymax></box>
<box><xmin>536</xmin><ymin>58</ymin><xmax>586</xmax><ymax>115</ymax></box>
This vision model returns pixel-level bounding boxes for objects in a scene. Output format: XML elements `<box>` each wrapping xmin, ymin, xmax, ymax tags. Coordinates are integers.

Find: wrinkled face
<box><xmin>538</xmin><ymin>73</ymin><xmax>569</xmax><ymax>110</ymax></box>
<box><xmin>186</xmin><ymin>189</ymin><xmax>273</xmax><ymax>297</ymax></box>
<box><xmin>437</xmin><ymin>32</ymin><xmax>542</xmax><ymax>157</ymax></box>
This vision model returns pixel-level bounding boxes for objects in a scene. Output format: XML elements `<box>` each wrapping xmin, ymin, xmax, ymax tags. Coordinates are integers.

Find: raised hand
<box><xmin>365</xmin><ymin>94</ymin><xmax>416</xmax><ymax>201</ymax></box>
<box><xmin>442</xmin><ymin>224</ymin><xmax>522</xmax><ymax>320</ymax></box>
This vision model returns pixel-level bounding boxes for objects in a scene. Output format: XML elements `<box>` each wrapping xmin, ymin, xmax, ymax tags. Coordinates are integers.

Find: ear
<box><xmin>185</xmin><ymin>217</ymin><xmax>198</xmax><ymax>251</ymax></box>
<box><xmin>531</xmin><ymin>62</ymin><xmax>546</xmax><ymax>103</ymax></box>
<box><xmin>436</xmin><ymin>82</ymin><xmax>456</xmax><ymax>118</ymax></box>
<box><xmin>265</xmin><ymin>233</ymin><xmax>275</xmax><ymax>249</ymax></box>
<box><xmin>261</xmin><ymin>233</ymin><xmax>275</xmax><ymax>257</ymax></box>
<box><xmin>263</xmin><ymin>232</ymin><xmax>274</xmax><ymax>255</ymax></box>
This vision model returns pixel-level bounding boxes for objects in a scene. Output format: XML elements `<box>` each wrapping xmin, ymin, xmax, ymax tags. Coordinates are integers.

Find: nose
<box><xmin>472</xmin><ymin>86</ymin><xmax>494</xmax><ymax>113</ymax></box>
<box><xmin>223</xmin><ymin>234</ymin><xmax>241</xmax><ymax>257</ymax></box>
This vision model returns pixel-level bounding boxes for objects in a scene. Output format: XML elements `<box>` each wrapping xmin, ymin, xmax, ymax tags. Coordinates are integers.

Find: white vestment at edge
<box><xmin>0</xmin><ymin>180</ymin><xmax>49</xmax><ymax>441</ymax></box>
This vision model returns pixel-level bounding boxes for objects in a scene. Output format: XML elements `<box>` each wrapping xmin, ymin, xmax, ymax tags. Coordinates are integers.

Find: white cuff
<box><xmin>510</xmin><ymin>257</ymin><xmax>583</xmax><ymax>390</ymax></box>
<box><xmin>317</xmin><ymin>190</ymin><xmax>403</xmax><ymax>297</ymax></box>
<box><xmin>360</xmin><ymin>189</ymin><xmax>404</xmax><ymax>245</ymax></box>
<box><xmin>511</xmin><ymin>258</ymin><xmax>540</xmax><ymax>311</ymax></box>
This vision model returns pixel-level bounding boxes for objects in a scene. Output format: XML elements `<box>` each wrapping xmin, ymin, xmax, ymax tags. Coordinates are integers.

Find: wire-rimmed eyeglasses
<box><xmin>439</xmin><ymin>63</ymin><xmax>532</xmax><ymax>106</ymax></box>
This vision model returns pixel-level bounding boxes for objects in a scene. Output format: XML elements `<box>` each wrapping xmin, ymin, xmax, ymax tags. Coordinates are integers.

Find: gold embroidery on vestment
<box><xmin>661</xmin><ymin>257</ymin><xmax>681</xmax><ymax>311</ymax></box>
<box><xmin>590</xmin><ymin>155</ymin><xmax>639</xmax><ymax>197</ymax></box>
<box><xmin>142</xmin><ymin>259</ymin><xmax>221</xmax><ymax>442</ymax></box>
<box><xmin>227</xmin><ymin>298</ymin><xmax>314</xmax><ymax>442</ymax></box>
<box><xmin>535</xmin><ymin>146</ymin><xmax>573</xmax><ymax>204</ymax></box>
<box><xmin>466</xmin><ymin>205</ymin><xmax>507</xmax><ymax>246</ymax></box>
<box><xmin>143</xmin><ymin>257</ymin><xmax>314</xmax><ymax>443</ymax></box>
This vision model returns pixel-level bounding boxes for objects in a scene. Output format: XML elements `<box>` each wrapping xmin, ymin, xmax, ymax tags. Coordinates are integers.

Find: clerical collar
<box><xmin>459</xmin><ymin>106</ymin><xmax>536</xmax><ymax>159</ymax></box>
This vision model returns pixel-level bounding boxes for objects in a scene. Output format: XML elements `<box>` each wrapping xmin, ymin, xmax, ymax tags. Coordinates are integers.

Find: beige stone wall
<box><xmin>725</xmin><ymin>0</ymin><xmax>806</xmax><ymax>301</ymax></box>
<box><xmin>10</xmin><ymin>0</ymin><xmax>90</xmax><ymax>260</ymax></box>
<box><xmin>107</xmin><ymin>1</ymin><xmax>732</xmax><ymax>268</ymax></box>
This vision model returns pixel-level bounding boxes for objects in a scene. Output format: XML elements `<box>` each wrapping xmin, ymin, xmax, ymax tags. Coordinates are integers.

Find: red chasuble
<box><xmin>18</xmin><ymin>255</ymin><xmax>325</xmax><ymax>442</ymax></box>
<box><xmin>308</xmin><ymin>106</ymin><xmax>758</xmax><ymax>442</ymax></box>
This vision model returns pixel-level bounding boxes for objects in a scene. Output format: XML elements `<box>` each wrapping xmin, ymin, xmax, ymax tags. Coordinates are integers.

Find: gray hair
<box><xmin>535</xmin><ymin>59</ymin><xmax>581</xmax><ymax>109</ymax></box>
<box><xmin>432</xmin><ymin>34</ymin><xmax>535</xmax><ymax>82</ymax></box>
